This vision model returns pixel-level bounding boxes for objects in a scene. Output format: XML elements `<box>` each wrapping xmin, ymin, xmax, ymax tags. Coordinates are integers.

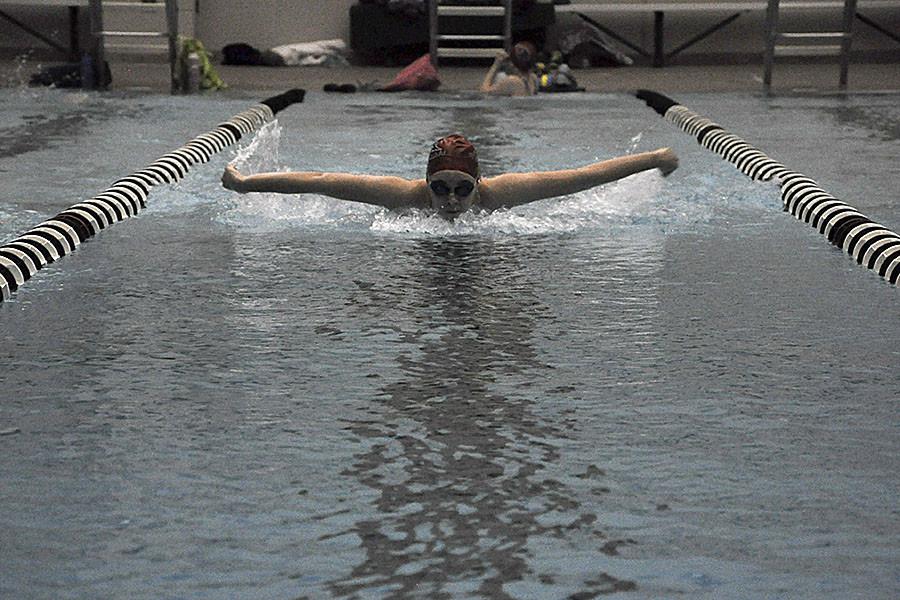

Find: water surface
<box><xmin>1</xmin><ymin>88</ymin><xmax>898</xmax><ymax>599</ymax></box>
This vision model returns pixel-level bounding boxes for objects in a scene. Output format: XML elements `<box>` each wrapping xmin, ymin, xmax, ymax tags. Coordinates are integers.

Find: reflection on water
<box><xmin>330</xmin><ymin>239</ymin><xmax>636</xmax><ymax>598</ymax></box>
<box><xmin>822</xmin><ymin>105</ymin><xmax>900</xmax><ymax>142</ymax></box>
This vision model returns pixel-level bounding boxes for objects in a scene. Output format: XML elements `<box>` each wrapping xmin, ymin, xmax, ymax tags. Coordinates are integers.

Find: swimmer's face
<box><xmin>427</xmin><ymin>170</ymin><xmax>479</xmax><ymax>219</ymax></box>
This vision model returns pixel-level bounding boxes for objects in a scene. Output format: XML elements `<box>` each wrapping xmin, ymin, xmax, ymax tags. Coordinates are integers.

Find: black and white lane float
<box><xmin>0</xmin><ymin>89</ymin><xmax>305</xmax><ymax>302</ymax></box>
<box><xmin>636</xmin><ymin>89</ymin><xmax>900</xmax><ymax>286</ymax></box>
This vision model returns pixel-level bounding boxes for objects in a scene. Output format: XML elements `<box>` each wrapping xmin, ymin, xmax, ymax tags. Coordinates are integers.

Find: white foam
<box><xmin>215</xmin><ymin>169</ymin><xmax>708</xmax><ymax>237</ymax></box>
<box><xmin>212</xmin><ymin>113</ymin><xmax>779</xmax><ymax>238</ymax></box>
<box><xmin>231</xmin><ymin>119</ymin><xmax>283</xmax><ymax>173</ymax></box>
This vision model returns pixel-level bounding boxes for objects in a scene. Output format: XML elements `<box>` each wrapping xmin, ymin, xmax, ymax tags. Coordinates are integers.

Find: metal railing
<box><xmin>429</xmin><ymin>0</ymin><xmax>513</xmax><ymax>64</ymax></box>
<box><xmin>763</xmin><ymin>0</ymin><xmax>858</xmax><ymax>92</ymax></box>
<box><xmin>88</xmin><ymin>0</ymin><xmax>178</xmax><ymax>93</ymax></box>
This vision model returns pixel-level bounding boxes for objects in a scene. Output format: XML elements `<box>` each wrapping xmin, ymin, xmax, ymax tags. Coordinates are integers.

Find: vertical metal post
<box><xmin>429</xmin><ymin>0</ymin><xmax>438</xmax><ymax>66</ymax></box>
<box><xmin>87</xmin><ymin>0</ymin><xmax>106</xmax><ymax>89</ymax></box>
<box><xmin>653</xmin><ymin>11</ymin><xmax>664</xmax><ymax>67</ymax></box>
<box><xmin>166</xmin><ymin>0</ymin><xmax>179</xmax><ymax>94</ymax></box>
<box><xmin>503</xmin><ymin>0</ymin><xmax>512</xmax><ymax>54</ymax></box>
<box><xmin>763</xmin><ymin>0</ymin><xmax>780</xmax><ymax>94</ymax></box>
<box><xmin>839</xmin><ymin>0</ymin><xmax>858</xmax><ymax>90</ymax></box>
<box><xmin>68</xmin><ymin>6</ymin><xmax>80</xmax><ymax>62</ymax></box>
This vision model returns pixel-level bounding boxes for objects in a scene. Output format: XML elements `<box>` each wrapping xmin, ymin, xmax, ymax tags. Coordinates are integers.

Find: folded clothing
<box><xmin>263</xmin><ymin>39</ymin><xmax>349</xmax><ymax>67</ymax></box>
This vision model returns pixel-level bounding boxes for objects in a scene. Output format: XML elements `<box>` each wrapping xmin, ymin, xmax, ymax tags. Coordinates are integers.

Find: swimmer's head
<box><xmin>427</xmin><ymin>135</ymin><xmax>481</xmax><ymax>219</ymax></box>
<box><xmin>510</xmin><ymin>41</ymin><xmax>537</xmax><ymax>72</ymax></box>
<box><xmin>427</xmin><ymin>134</ymin><xmax>480</xmax><ymax>181</ymax></box>
<box><xmin>427</xmin><ymin>169</ymin><xmax>478</xmax><ymax>219</ymax></box>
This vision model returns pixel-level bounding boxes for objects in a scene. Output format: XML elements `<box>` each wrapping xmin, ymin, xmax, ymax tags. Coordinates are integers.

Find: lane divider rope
<box><xmin>636</xmin><ymin>89</ymin><xmax>900</xmax><ymax>286</ymax></box>
<box><xmin>0</xmin><ymin>89</ymin><xmax>305</xmax><ymax>302</ymax></box>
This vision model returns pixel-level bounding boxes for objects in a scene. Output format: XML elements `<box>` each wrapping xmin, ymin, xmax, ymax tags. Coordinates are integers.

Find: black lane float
<box><xmin>0</xmin><ymin>89</ymin><xmax>306</xmax><ymax>302</ymax></box>
<box><xmin>636</xmin><ymin>89</ymin><xmax>900</xmax><ymax>286</ymax></box>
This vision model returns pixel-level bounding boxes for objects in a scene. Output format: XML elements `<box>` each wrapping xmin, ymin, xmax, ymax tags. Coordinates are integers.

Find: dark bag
<box><xmin>222</xmin><ymin>43</ymin><xmax>264</xmax><ymax>66</ymax></box>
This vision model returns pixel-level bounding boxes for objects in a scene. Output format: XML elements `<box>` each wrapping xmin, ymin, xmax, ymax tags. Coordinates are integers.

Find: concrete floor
<box><xmin>5</xmin><ymin>55</ymin><xmax>900</xmax><ymax>95</ymax></box>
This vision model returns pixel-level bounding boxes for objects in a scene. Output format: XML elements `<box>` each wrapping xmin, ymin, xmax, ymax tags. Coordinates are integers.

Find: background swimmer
<box><xmin>222</xmin><ymin>134</ymin><xmax>679</xmax><ymax>220</ymax></box>
<box><xmin>480</xmin><ymin>42</ymin><xmax>539</xmax><ymax>96</ymax></box>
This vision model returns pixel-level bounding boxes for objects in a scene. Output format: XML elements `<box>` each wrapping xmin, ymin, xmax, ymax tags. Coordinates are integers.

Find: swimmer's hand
<box><xmin>222</xmin><ymin>164</ymin><xmax>247</xmax><ymax>193</ymax></box>
<box><xmin>655</xmin><ymin>148</ymin><xmax>679</xmax><ymax>176</ymax></box>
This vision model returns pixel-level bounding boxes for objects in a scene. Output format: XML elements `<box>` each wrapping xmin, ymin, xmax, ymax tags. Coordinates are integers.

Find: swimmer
<box><xmin>480</xmin><ymin>42</ymin><xmax>539</xmax><ymax>96</ymax></box>
<box><xmin>222</xmin><ymin>134</ymin><xmax>678</xmax><ymax>220</ymax></box>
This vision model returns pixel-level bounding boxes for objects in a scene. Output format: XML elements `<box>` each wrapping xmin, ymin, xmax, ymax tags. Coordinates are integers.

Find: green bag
<box><xmin>179</xmin><ymin>38</ymin><xmax>226</xmax><ymax>91</ymax></box>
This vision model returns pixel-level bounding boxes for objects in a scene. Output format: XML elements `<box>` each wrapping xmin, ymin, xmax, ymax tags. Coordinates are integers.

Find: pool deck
<box><xmin>4</xmin><ymin>56</ymin><xmax>900</xmax><ymax>94</ymax></box>
<box><xmin>120</xmin><ymin>60</ymin><xmax>900</xmax><ymax>95</ymax></box>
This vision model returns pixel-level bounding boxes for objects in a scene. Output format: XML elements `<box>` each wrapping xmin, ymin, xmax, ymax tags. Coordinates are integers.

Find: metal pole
<box><xmin>856</xmin><ymin>11</ymin><xmax>900</xmax><ymax>45</ymax></box>
<box><xmin>503</xmin><ymin>0</ymin><xmax>512</xmax><ymax>54</ymax></box>
<box><xmin>575</xmin><ymin>12</ymin><xmax>648</xmax><ymax>58</ymax></box>
<box><xmin>839</xmin><ymin>0</ymin><xmax>858</xmax><ymax>90</ymax></box>
<box><xmin>667</xmin><ymin>12</ymin><xmax>746</xmax><ymax>62</ymax></box>
<box><xmin>0</xmin><ymin>9</ymin><xmax>69</xmax><ymax>56</ymax></box>
<box><xmin>88</xmin><ymin>0</ymin><xmax>106</xmax><ymax>89</ymax></box>
<box><xmin>429</xmin><ymin>0</ymin><xmax>438</xmax><ymax>67</ymax></box>
<box><xmin>68</xmin><ymin>6</ymin><xmax>80</xmax><ymax>61</ymax></box>
<box><xmin>166</xmin><ymin>0</ymin><xmax>179</xmax><ymax>95</ymax></box>
<box><xmin>763</xmin><ymin>0</ymin><xmax>780</xmax><ymax>94</ymax></box>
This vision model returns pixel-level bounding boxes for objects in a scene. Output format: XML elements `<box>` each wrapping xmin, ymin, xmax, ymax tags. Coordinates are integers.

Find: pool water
<box><xmin>0</xmin><ymin>88</ymin><xmax>898</xmax><ymax>599</ymax></box>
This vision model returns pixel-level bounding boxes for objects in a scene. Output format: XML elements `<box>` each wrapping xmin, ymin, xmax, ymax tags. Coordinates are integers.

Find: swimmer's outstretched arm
<box><xmin>222</xmin><ymin>165</ymin><xmax>428</xmax><ymax>210</ymax></box>
<box><xmin>477</xmin><ymin>148</ymin><xmax>678</xmax><ymax>210</ymax></box>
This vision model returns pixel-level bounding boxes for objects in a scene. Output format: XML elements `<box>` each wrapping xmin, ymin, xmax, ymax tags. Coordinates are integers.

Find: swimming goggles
<box><xmin>429</xmin><ymin>179</ymin><xmax>475</xmax><ymax>197</ymax></box>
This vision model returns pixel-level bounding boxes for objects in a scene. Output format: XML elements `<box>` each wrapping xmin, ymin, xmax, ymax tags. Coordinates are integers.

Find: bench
<box><xmin>0</xmin><ymin>0</ymin><xmax>89</xmax><ymax>60</ymax></box>
<box><xmin>553</xmin><ymin>0</ymin><xmax>899</xmax><ymax>66</ymax></box>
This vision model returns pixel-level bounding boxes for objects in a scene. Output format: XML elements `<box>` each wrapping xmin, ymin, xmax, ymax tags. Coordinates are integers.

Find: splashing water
<box><xmin>216</xmin><ymin>122</ymin><xmax>729</xmax><ymax>237</ymax></box>
<box><xmin>231</xmin><ymin>119</ymin><xmax>282</xmax><ymax>173</ymax></box>
<box><xmin>217</xmin><ymin>169</ymin><xmax>693</xmax><ymax>237</ymax></box>
<box><xmin>6</xmin><ymin>51</ymin><xmax>37</xmax><ymax>88</ymax></box>
<box><xmin>627</xmin><ymin>131</ymin><xmax>643</xmax><ymax>154</ymax></box>
<box><xmin>210</xmin><ymin>90</ymin><xmax>784</xmax><ymax>239</ymax></box>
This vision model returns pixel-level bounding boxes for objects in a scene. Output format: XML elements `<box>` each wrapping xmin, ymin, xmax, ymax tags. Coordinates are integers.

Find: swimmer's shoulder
<box><xmin>316</xmin><ymin>173</ymin><xmax>428</xmax><ymax>210</ymax></box>
<box><xmin>487</xmin><ymin>75</ymin><xmax>531</xmax><ymax>97</ymax></box>
<box><xmin>381</xmin><ymin>176</ymin><xmax>429</xmax><ymax>209</ymax></box>
<box><xmin>477</xmin><ymin>172</ymin><xmax>542</xmax><ymax>210</ymax></box>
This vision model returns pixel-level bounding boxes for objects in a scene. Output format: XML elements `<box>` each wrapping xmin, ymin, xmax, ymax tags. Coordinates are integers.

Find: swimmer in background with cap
<box><xmin>222</xmin><ymin>134</ymin><xmax>678</xmax><ymax>220</ymax></box>
<box><xmin>480</xmin><ymin>42</ymin><xmax>539</xmax><ymax>96</ymax></box>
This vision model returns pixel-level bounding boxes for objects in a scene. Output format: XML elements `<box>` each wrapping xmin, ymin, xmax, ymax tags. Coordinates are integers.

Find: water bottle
<box><xmin>186</xmin><ymin>52</ymin><xmax>201</xmax><ymax>93</ymax></box>
<box><xmin>80</xmin><ymin>53</ymin><xmax>95</xmax><ymax>90</ymax></box>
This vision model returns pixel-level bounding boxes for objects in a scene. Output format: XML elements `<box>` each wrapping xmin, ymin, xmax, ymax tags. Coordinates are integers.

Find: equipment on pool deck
<box><xmin>0</xmin><ymin>89</ymin><xmax>306</xmax><ymax>303</ymax></box>
<box><xmin>636</xmin><ymin>89</ymin><xmax>900</xmax><ymax>286</ymax></box>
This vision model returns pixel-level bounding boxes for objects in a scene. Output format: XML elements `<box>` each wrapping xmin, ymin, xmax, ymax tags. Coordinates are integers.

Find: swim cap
<box><xmin>510</xmin><ymin>41</ymin><xmax>537</xmax><ymax>72</ymax></box>
<box><xmin>427</xmin><ymin>134</ymin><xmax>480</xmax><ymax>180</ymax></box>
